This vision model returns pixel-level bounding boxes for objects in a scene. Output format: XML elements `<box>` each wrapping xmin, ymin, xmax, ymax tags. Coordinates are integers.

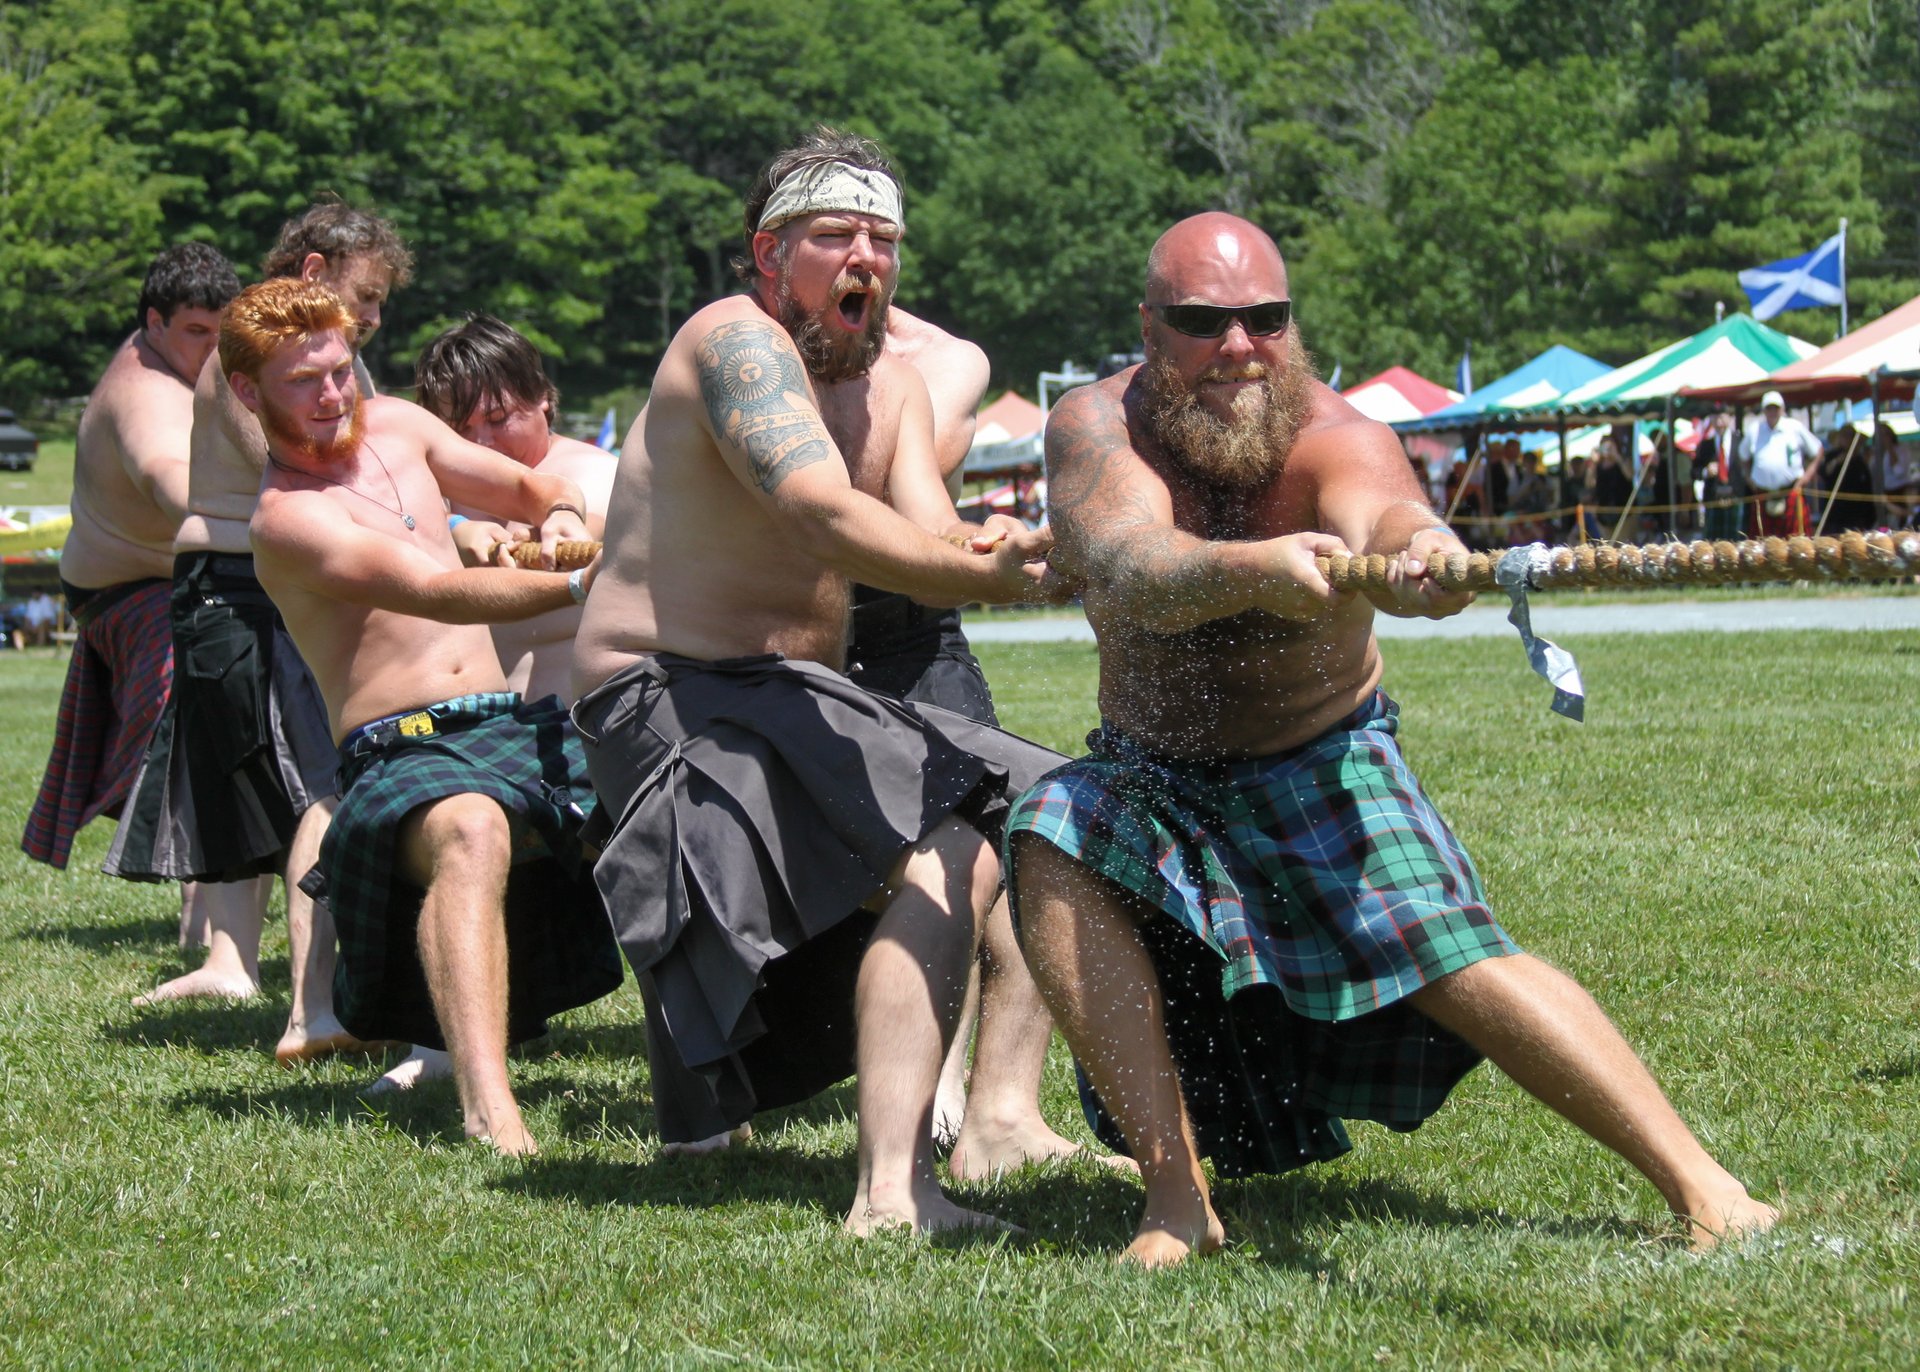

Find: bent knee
<box><xmin>398</xmin><ymin>794</ymin><xmax>513</xmax><ymax>885</ymax></box>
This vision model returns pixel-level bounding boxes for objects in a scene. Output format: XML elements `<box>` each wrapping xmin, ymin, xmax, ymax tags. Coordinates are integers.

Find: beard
<box><xmin>260</xmin><ymin>390</ymin><xmax>365</xmax><ymax>465</ymax></box>
<box><xmin>1136</xmin><ymin>325</ymin><xmax>1317</xmax><ymax>491</ymax></box>
<box><xmin>773</xmin><ymin>252</ymin><xmax>892</xmax><ymax>384</ymax></box>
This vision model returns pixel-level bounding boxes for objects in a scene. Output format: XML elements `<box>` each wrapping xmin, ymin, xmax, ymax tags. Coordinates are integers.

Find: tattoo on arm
<box><xmin>696</xmin><ymin>321</ymin><xmax>832</xmax><ymax>494</ymax></box>
<box><xmin>1046</xmin><ymin>395</ymin><xmax>1221</xmax><ymax>597</ymax></box>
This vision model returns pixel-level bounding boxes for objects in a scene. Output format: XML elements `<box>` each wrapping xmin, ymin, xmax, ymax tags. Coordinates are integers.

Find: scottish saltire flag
<box><xmin>595</xmin><ymin>407</ymin><xmax>618</xmax><ymax>450</ymax></box>
<box><xmin>1738</xmin><ymin>231</ymin><xmax>1844</xmax><ymax>321</ymax></box>
<box><xmin>1327</xmin><ymin>361</ymin><xmax>1342</xmax><ymax>391</ymax></box>
<box><xmin>1455</xmin><ymin>344</ymin><xmax>1472</xmax><ymax>396</ymax></box>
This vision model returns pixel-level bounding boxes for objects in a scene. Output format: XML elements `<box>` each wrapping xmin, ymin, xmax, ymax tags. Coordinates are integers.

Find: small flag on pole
<box><xmin>1738</xmin><ymin>230</ymin><xmax>1845</xmax><ymax>322</ymax></box>
<box><xmin>595</xmin><ymin>407</ymin><xmax>618</xmax><ymax>451</ymax></box>
<box><xmin>1327</xmin><ymin>361</ymin><xmax>1342</xmax><ymax>391</ymax></box>
<box><xmin>1455</xmin><ymin>343</ymin><xmax>1472</xmax><ymax>396</ymax></box>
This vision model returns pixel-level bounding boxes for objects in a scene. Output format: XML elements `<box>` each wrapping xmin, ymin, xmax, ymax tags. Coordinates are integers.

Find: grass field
<box><xmin>2</xmin><ymin>630</ymin><xmax>1917</xmax><ymax>1368</ymax></box>
<box><xmin>0</xmin><ymin>438</ymin><xmax>76</xmax><ymax>509</ymax></box>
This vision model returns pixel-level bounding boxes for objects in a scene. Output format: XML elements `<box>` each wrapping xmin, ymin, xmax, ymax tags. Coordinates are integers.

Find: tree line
<box><xmin>3</xmin><ymin>0</ymin><xmax>1914</xmax><ymax>411</ymax></box>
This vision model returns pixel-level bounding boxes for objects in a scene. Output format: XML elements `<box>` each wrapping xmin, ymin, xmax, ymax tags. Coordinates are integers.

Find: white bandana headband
<box><xmin>756</xmin><ymin>161</ymin><xmax>903</xmax><ymax>234</ymax></box>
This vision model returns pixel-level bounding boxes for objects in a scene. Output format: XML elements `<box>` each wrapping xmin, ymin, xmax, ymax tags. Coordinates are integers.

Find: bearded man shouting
<box><xmin>1007</xmin><ymin>212</ymin><xmax>1778</xmax><ymax>1266</ymax></box>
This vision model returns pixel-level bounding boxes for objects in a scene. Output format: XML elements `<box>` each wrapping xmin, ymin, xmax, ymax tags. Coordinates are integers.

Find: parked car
<box><xmin>0</xmin><ymin>409</ymin><xmax>36</xmax><ymax>472</ymax></box>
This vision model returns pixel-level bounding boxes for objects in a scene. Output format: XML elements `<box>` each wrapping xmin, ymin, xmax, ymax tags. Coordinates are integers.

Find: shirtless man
<box><xmin>234</xmin><ymin>278</ymin><xmax>622</xmax><ymax>1153</ymax></box>
<box><xmin>416</xmin><ymin>313</ymin><xmax>617</xmax><ymax>702</ymax></box>
<box><xmin>571</xmin><ymin>131</ymin><xmax>1074</xmax><ymax>1233</ymax></box>
<box><xmin>23</xmin><ymin>245</ymin><xmax>240</xmax><ymax>926</ymax></box>
<box><xmin>379</xmin><ymin>313</ymin><xmax>618</xmax><ymax>1094</ymax></box>
<box><xmin>847</xmin><ymin>307</ymin><xmax>1077</xmax><ymax>1171</ymax></box>
<box><xmin>106</xmin><ymin>206</ymin><xmax>420</xmax><ymax>1041</ymax></box>
<box><xmin>1008</xmin><ymin>212</ymin><xmax>1779</xmax><ymax>1265</ymax></box>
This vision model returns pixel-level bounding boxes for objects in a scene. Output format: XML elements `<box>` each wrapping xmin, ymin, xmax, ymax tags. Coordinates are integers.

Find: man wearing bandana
<box><xmin>573</xmin><ymin>130</ymin><xmax>1090</xmax><ymax>1236</ymax></box>
<box><xmin>1007</xmin><ymin>212</ymin><xmax>1779</xmax><ymax>1265</ymax></box>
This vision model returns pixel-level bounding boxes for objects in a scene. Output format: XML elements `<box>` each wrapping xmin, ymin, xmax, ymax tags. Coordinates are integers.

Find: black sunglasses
<box><xmin>1149</xmin><ymin>300</ymin><xmax>1292</xmax><ymax>338</ymax></box>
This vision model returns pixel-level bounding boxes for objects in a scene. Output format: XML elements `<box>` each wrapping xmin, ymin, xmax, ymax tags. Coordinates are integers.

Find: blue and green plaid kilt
<box><xmin>1007</xmin><ymin>690</ymin><xmax>1518</xmax><ymax>1177</ymax></box>
<box><xmin>309</xmin><ymin>692</ymin><xmax>622</xmax><ymax>1048</ymax></box>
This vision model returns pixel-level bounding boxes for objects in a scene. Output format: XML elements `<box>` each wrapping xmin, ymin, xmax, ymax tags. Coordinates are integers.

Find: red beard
<box><xmin>261</xmin><ymin>392</ymin><xmax>365</xmax><ymax>465</ymax></box>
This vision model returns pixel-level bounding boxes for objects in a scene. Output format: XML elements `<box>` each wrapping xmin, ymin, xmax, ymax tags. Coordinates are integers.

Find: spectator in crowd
<box><xmin>1588</xmin><ymin>435</ymin><xmax>1634</xmax><ymax>539</ymax></box>
<box><xmin>1693</xmin><ymin>408</ymin><xmax>1745</xmax><ymax>540</ymax></box>
<box><xmin>1874</xmin><ymin>424</ymin><xmax>1918</xmax><ymax>529</ymax></box>
<box><xmin>1747</xmin><ymin>390</ymin><xmax>1822</xmax><ymax>537</ymax></box>
<box><xmin>17</xmin><ymin>591</ymin><xmax>59</xmax><ymax>649</ymax></box>
<box><xmin>1816</xmin><ymin>424</ymin><xmax>1875</xmax><ymax>533</ymax></box>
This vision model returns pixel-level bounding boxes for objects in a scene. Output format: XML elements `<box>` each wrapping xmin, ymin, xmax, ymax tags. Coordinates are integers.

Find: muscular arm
<box><xmin>253</xmin><ymin>490</ymin><xmax>581</xmax><ymax>624</ymax></box>
<box><xmin>694</xmin><ymin>317</ymin><xmax>1047</xmax><ymax>606</ymax></box>
<box><xmin>1044</xmin><ymin>384</ymin><xmax>1343</xmax><ymax>633</ymax></box>
<box><xmin>1313</xmin><ymin>422</ymin><xmax>1473</xmax><ymax>619</ymax></box>
<box><xmin>883</xmin><ymin>377</ymin><xmax>972</xmax><ymax>537</ymax></box>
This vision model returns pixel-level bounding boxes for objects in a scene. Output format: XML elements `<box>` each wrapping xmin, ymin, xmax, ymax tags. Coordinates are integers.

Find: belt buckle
<box><xmin>396</xmin><ymin>711</ymin><xmax>437</xmax><ymax>738</ymax></box>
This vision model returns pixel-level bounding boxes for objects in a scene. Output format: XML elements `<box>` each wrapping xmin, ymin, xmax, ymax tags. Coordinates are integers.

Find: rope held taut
<box><xmin>1316</xmin><ymin>533</ymin><xmax>1920</xmax><ymax>592</ymax></box>
<box><xmin>498</xmin><ymin>528</ymin><xmax>985</xmax><ymax>570</ymax></box>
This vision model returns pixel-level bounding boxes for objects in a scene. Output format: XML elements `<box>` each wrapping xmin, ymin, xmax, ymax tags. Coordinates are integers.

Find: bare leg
<box><xmin>275</xmin><ymin>797</ymin><xmax>385</xmax><ymax>1063</ymax></box>
<box><xmin>948</xmin><ymin>889</ymin><xmax>1137</xmax><ymax>1180</ymax></box>
<box><xmin>135</xmin><ymin>875</ymin><xmax>271</xmax><ymax>1005</ymax></box>
<box><xmin>397</xmin><ymin>794</ymin><xmax>532</xmax><ymax>1155</ymax></box>
<box><xmin>930</xmin><ymin>964</ymin><xmax>978</xmax><ymax>1149</ymax></box>
<box><xmin>844</xmin><ymin>818</ymin><xmax>1010</xmax><ymax>1237</ymax></box>
<box><xmin>1408</xmin><ymin>953</ymin><xmax>1778</xmax><ymax>1249</ymax></box>
<box><xmin>177</xmin><ymin>881</ymin><xmax>210</xmax><ymax>950</ymax></box>
<box><xmin>1013</xmin><ymin>835</ymin><xmax>1222</xmax><ymax>1267</ymax></box>
<box><xmin>366</xmin><ymin>1045</ymin><xmax>452</xmax><ymax>1094</ymax></box>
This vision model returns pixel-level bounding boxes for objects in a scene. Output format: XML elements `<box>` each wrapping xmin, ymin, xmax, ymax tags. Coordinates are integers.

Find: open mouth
<box><xmin>835</xmin><ymin>288</ymin><xmax>871</xmax><ymax>330</ymax></box>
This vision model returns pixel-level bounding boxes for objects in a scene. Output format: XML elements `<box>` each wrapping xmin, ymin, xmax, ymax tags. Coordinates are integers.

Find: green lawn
<box><xmin>0</xmin><ymin>438</ymin><xmax>76</xmax><ymax>509</ymax></box>
<box><xmin>2</xmin><ymin>631</ymin><xmax>1916</xmax><ymax>1368</ymax></box>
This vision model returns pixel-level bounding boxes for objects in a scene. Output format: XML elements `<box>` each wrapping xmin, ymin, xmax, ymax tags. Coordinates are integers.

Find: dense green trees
<box><xmin>1</xmin><ymin>0</ymin><xmax>1915</xmax><ymax>409</ymax></box>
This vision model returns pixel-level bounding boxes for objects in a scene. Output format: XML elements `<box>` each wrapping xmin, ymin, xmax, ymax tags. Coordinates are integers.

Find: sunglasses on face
<box><xmin>1149</xmin><ymin>300</ymin><xmax>1292</xmax><ymax>338</ymax></box>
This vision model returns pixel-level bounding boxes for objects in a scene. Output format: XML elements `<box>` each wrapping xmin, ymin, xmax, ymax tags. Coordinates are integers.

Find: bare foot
<box><xmin>132</xmin><ymin>965</ymin><xmax>259</xmax><ymax>1007</ymax></box>
<box><xmin>844</xmin><ymin>1181</ymin><xmax>1019</xmax><ymax>1238</ymax></box>
<box><xmin>947</xmin><ymin>1113</ymin><xmax>1140</xmax><ymax>1182</ymax></box>
<box><xmin>365</xmin><ymin>1046</ymin><xmax>452</xmax><ymax>1095</ymax></box>
<box><xmin>275</xmin><ymin>1013</ymin><xmax>390</xmax><ymax>1065</ymax></box>
<box><xmin>931</xmin><ymin>1082</ymin><xmax>966</xmax><ymax>1153</ymax></box>
<box><xmin>470</xmin><ymin>1113</ymin><xmax>539</xmax><ymax>1158</ymax></box>
<box><xmin>1119</xmin><ymin>1201</ymin><xmax>1227</xmax><ymax>1269</ymax></box>
<box><xmin>661</xmin><ymin>1124</ymin><xmax>752</xmax><ymax>1157</ymax></box>
<box><xmin>1685</xmin><ymin>1190</ymin><xmax>1781</xmax><ymax>1252</ymax></box>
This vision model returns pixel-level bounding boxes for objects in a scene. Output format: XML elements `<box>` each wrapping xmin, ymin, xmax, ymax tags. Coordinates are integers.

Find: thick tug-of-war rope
<box><xmin>1318</xmin><ymin>532</ymin><xmax>1920</xmax><ymax>592</ymax></box>
<box><xmin>499</xmin><ymin>529</ymin><xmax>986</xmax><ymax>570</ymax></box>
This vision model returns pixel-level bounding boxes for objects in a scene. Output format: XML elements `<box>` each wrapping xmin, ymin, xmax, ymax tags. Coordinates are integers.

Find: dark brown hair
<box><xmin>137</xmin><ymin>243</ymin><xmax>241</xmax><ymax>328</ymax></box>
<box><xmin>412</xmin><ymin>314</ymin><xmax>558</xmax><ymax>428</ymax></box>
<box><xmin>261</xmin><ymin>201</ymin><xmax>414</xmax><ymax>286</ymax></box>
<box><xmin>730</xmin><ymin>126</ymin><xmax>898</xmax><ymax>283</ymax></box>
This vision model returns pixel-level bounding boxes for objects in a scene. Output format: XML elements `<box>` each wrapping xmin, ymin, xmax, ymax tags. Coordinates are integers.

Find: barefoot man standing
<box><xmin>571</xmin><ymin>130</ymin><xmax>1081</xmax><ymax>1232</ymax></box>
<box><xmin>1008</xmin><ymin>212</ymin><xmax>1780</xmax><ymax>1265</ymax></box>
<box><xmin>106</xmin><ymin>205</ymin><xmax>415</xmax><ymax>1032</ymax></box>
<box><xmin>23</xmin><ymin>246</ymin><xmax>239</xmax><ymax>930</ymax></box>
<box><xmin>234</xmin><ymin>278</ymin><xmax>622</xmax><ymax>1153</ymax></box>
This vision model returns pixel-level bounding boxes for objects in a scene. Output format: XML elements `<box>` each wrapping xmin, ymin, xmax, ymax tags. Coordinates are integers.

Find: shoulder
<box><xmin>251</xmin><ymin>484</ymin><xmax>338</xmax><ymax>549</ymax></box>
<box><xmin>679</xmin><ymin>297</ymin><xmax>784</xmax><ymax>357</ymax></box>
<box><xmin>1046</xmin><ymin>372</ymin><xmax>1129</xmax><ymax>444</ymax></box>
<box><xmin>1294</xmin><ymin>390</ymin><xmax>1403</xmax><ymax>468</ymax></box>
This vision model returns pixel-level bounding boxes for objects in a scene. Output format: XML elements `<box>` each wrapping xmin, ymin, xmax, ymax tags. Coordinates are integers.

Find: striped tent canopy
<box><xmin>1482</xmin><ymin>316</ymin><xmax>1815</xmax><ymax>425</ymax></box>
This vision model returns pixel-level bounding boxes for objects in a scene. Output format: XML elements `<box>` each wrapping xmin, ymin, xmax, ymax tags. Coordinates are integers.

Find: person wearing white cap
<box><xmin>1746</xmin><ymin>389</ymin><xmax>1822</xmax><ymax>537</ymax></box>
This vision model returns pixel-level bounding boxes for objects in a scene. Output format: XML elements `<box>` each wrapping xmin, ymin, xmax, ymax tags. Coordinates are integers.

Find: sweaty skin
<box><xmin>1045</xmin><ymin>232</ymin><xmax>1468</xmax><ymax>759</ymax></box>
<box><xmin>573</xmin><ymin>283</ymin><xmax>1050</xmax><ymax>696</ymax></box>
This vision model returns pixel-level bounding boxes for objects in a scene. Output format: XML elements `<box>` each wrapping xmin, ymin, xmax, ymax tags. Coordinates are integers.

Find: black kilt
<box><xmin>845</xmin><ymin>584</ymin><xmax>998</xmax><ymax>725</ymax></box>
<box><xmin>572</xmin><ymin>652</ymin><xmax>1062</xmax><ymax>1143</ymax></box>
<box><xmin>104</xmin><ymin>553</ymin><xmax>336</xmax><ymax>883</ymax></box>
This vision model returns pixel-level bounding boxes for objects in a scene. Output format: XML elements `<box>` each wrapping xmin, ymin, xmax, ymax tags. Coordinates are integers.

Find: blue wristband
<box><xmin>448</xmin><ymin>514</ymin><xmax>469</xmax><ymax>529</ymax></box>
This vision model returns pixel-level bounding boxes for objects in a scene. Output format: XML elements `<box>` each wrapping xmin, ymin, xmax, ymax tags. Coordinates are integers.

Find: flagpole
<box><xmin>1838</xmin><ymin>217</ymin><xmax>1849</xmax><ymax>337</ymax></box>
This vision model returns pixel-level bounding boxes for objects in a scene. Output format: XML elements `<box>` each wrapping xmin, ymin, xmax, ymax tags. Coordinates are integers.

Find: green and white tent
<box><xmin>1481</xmin><ymin>315</ymin><xmax>1816</xmax><ymax>426</ymax></box>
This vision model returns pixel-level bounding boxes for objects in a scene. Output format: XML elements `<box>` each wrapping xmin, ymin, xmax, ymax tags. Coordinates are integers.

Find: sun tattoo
<box><xmin>697</xmin><ymin>320</ymin><xmax>832</xmax><ymax>493</ymax></box>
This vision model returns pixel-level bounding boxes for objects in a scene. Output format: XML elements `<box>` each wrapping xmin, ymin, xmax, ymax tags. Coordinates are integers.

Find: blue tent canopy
<box><xmin>1391</xmin><ymin>345</ymin><xmax>1611</xmax><ymax>435</ymax></box>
